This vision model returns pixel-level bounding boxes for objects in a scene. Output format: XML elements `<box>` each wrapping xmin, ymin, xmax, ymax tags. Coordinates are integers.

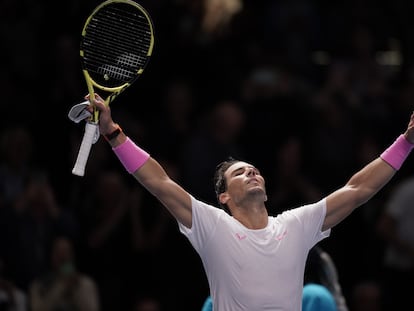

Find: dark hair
<box><xmin>213</xmin><ymin>156</ymin><xmax>240</xmax><ymax>214</ymax></box>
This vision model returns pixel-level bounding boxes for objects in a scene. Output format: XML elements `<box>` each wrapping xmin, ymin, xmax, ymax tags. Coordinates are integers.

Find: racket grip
<box><xmin>72</xmin><ymin>122</ymin><xmax>98</xmax><ymax>176</ymax></box>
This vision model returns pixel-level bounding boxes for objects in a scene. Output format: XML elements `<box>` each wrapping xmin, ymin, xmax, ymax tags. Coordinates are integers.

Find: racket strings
<box><xmin>81</xmin><ymin>3</ymin><xmax>153</xmax><ymax>87</ymax></box>
<box><xmin>90</xmin><ymin>12</ymin><xmax>151</xmax><ymax>52</ymax></box>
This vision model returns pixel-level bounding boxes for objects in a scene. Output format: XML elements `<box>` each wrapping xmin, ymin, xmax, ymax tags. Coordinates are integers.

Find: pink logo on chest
<box><xmin>236</xmin><ymin>233</ymin><xmax>247</xmax><ymax>240</ymax></box>
<box><xmin>275</xmin><ymin>230</ymin><xmax>287</xmax><ymax>241</ymax></box>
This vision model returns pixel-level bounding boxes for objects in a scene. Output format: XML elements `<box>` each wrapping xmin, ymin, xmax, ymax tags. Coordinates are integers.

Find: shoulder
<box><xmin>191</xmin><ymin>195</ymin><xmax>227</xmax><ymax>217</ymax></box>
<box><xmin>276</xmin><ymin>199</ymin><xmax>327</xmax><ymax>220</ymax></box>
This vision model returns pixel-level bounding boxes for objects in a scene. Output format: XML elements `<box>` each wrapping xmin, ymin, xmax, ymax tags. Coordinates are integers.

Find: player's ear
<box><xmin>219</xmin><ymin>192</ymin><xmax>230</xmax><ymax>205</ymax></box>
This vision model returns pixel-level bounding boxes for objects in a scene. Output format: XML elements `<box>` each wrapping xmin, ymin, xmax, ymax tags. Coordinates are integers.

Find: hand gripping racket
<box><xmin>72</xmin><ymin>0</ymin><xmax>154</xmax><ymax>176</ymax></box>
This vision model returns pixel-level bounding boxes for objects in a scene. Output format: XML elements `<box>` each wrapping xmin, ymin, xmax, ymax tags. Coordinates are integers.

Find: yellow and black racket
<box><xmin>72</xmin><ymin>0</ymin><xmax>154</xmax><ymax>176</ymax></box>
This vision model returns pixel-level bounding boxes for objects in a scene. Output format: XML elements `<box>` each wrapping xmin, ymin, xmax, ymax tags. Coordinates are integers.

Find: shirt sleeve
<box><xmin>178</xmin><ymin>195</ymin><xmax>226</xmax><ymax>253</ymax></box>
<box><xmin>283</xmin><ymin>198</ymin><xmax>331</xmax><ymax>250</ymax></box>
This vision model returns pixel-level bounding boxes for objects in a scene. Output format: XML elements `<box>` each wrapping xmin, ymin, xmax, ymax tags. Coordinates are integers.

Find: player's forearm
<box><xmin>324</xmin><ymin>159</ymin><xmax>395</xmax><ymax>230</ymax></box>
<box><xmin>133</xmin><ymin>157</ymin><xmax>171</xmax><ymax>191</ymax></box>
<box><xmin>324</xmin><ymin>134</ymin><xmax>412</xmax><ymax>229</ymax></box>
<box><xmin>100</xmin><ymin>120</ymin><xmax>165</xmax><ymax>181</ymax></box>
<box><xmin>347</xmin><ymin>133</ymin><xmax>414</xmax><ymax>205</ymax></box>
<box><xmin>345</xmin><ymin>157</ymin><xmax>396</xmax><ymax>205</ymax></box>
<box><xmin>134</xmin><ymin>158</ymin><xmax>193</xmax><ymax>228</ymax></box>
<box><xmin>102</xmin><ymin>126</ymin><xmax>175</xmax><ymax>191</ymax></box>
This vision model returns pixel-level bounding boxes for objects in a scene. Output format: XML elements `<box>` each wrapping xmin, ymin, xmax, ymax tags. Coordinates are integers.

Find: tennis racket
<box><xmin>72</xmin><ymin>0</ymin><xmax>155</xmax><ymax>176</ymax></box>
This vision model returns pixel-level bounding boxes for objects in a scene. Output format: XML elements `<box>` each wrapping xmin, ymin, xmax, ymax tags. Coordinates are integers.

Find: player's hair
<box><xmin>213</xmin><ymin>156</ymin><xmax>240</xmax><ymax>214</ymax></box>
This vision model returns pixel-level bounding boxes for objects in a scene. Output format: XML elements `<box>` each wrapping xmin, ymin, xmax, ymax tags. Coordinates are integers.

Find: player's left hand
<box><xmin>404</xmin><ymin>112</ymin><xmax>414</xmax><ymax>144</ymax></box>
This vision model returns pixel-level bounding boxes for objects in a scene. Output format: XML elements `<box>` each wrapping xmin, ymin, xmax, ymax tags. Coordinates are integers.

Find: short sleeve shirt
<box><xmin>178</xmin><ymin>197</ymin><xmax>330</xmax><ymax>311</ymax></box>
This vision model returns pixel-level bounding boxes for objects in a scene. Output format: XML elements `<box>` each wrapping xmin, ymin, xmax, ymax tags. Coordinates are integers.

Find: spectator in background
<box><xmin>240</xmin><ymin>63</ymin><xmax>313</xmax><ymax>176</ymax></box>
<box><xmin>180</xmin><ymin>98</ymin><xmax>246</xmax><ymax>205</ymax></box>
<box><xmin>0</xmin><ymin>126</ymin><xmax>35</xmax><ymax>207</ymax></box>
<box><xmin>0</xmin><ymin>257</ymin><xmax>27</xmax><ymax>311</ymax></box>
<box><xmin>201</xmin><ymin>0</ymin><xmax>242</xmax><ymax>35</ymax></box>
<box><xmin>376</xmin><ymin>175</ymin><xmax>414</xmax><ymax>311</ymax></box>
<box><xmin>309</xmin><ymin>60</ymin><xmax>358</xmax><ymax>191</ymax></box>
<box><xmin>267</xmin><ymin>135</ymin><xmax>323</xmax><ymax>215</ymax></box>
<box><xmin>302</xmin><ymin>283</ymin><xmax>337</xmax><ymax>311</ymax></box>
<box><xmin>349</xmin><ymin>280</ymin><xmax>382</xmax><ymax>311</ymax></box>
<box><xmin>76</xmin><ymin>170</ymin><xmax>134</xmax><ymax>311</ymax></box>
<box><xmin>200</xmin><ymin>296</ymin><xmax>212</xmax><ymax>311</ymax></box>
<box><xmin>29</xmin><ymin>235</ymin><xmax>100</xmax><ymax>311</ymax></box>
<box><xmin>147</xmin><ymin>77</ymin><xmax>195</xmax><ymax>164</ymax></box>
<box><xmin>0</xmin><ymin>126</ymin><xmax>34</xmax><ymax>294</ymax></box>
<box><xmin>131</xmin><ymin>295</ymin><xmax>161</xmax><ymax>311</ymax></box>
<box><xmin>8</xmin><ymin>173</ymin><xmax>78</xmax><ymax>292</ymax></box>
<box><xmin>75</xmin><ymin>169</ymin><xmax>176</xmax><ymax>310</ymax></box>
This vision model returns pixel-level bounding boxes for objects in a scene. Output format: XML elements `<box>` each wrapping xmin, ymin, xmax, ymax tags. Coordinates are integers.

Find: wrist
<box><xmin>112</xmin><ymin>137</ymin><xmax>150</xmax><ymax>173</ymax></box>
<box><xmin>104</xmin><ymin>125</ymin><xmax>122</xmax><ymax>142</ymax></box>
<box><xmin>380</xmin><ymin>134</ymin><xmax>414</xmax><ymax>170</ymax></box>
<box><xmin>102</xmin><ymin>123</ymin><xmax>120</xmax><ymax>137</ymax></box>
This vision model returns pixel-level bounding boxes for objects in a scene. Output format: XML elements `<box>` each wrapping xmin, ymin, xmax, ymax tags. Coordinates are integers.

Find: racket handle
<box><xmin>72</xmin><ymin>122</ymin><xmax>98</xmax><ymax>176</ymax></box>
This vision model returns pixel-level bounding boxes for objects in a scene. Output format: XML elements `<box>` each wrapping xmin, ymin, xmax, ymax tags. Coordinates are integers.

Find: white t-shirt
<box><xmin>179</xmin><ymin>196</ymin><xmax>330</xmax><ymax>311</ymax></box>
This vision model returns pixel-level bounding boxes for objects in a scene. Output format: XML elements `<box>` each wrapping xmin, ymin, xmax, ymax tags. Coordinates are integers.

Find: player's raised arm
<box><xmin>92</xmin><ymin>95</ymin><xmax>193</xmax><ymax>228</ymax></box>
<box><xmin>323</xmin><ymin>112</ymin><xmax>414</xmax><ymax>231</ymax></box>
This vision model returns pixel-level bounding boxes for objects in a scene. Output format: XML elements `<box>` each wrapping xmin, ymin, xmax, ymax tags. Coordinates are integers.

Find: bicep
<box><xmin>324</xmin><ymin>186</ymin><xmax>359</xmax><ymax>230</ymax></box>
<box><xmin>155</xmin><ymin>179</ymin><xmax>192</xmax><ymax>228</ymax></box>
<box><xmin>324</xmin><ymin>158</ymin><xmax>396</xmax><ymax>230</ymax></box>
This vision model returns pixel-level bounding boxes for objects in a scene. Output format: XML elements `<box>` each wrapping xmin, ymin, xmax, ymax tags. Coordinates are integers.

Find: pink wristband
<box><xmin>380</xmin><ymin>134</ymin><xmax>414</xmax><ymax>170</ymax></box>
<box><xmin>112</xmin><ymin>137</ymin><xmax>150</xmax><ymax>173</ymax></box>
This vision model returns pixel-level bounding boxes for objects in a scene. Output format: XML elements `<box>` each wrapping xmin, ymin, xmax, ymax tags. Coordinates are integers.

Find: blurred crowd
<box><xmin>2</xmin><ymin>0</ymin><xmax>414</xmax><ymax>310</ymax></box>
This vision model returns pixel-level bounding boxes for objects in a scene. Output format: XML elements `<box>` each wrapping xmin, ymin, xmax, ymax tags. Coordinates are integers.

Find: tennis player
<box><xmin>90</xmin><ymin>93</ymin><xmax>414</xmax><ymax>310</ymax></box>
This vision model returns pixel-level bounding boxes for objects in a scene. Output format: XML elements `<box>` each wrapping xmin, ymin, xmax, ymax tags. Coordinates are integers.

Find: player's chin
<box><xmin>247</xmin><ymin>187</ymin><xmax>266</xmax><ymax>198</ymax></box>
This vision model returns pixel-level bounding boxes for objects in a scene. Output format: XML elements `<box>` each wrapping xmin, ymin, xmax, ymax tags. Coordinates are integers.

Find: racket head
<box><xmin>80</xmin><ymin>0</ymin><xmax>155</xmax><ymax>100</ymax></box>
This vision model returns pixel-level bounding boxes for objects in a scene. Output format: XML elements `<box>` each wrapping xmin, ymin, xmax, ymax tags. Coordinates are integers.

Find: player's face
<box><xmin>224</xmin><ymin>161</ymin><xmax>266</xmax><ymax>201</ymax></box>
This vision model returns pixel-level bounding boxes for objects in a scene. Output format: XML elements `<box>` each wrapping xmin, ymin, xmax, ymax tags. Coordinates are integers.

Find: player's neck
<box><xmin>232</xmin><ymin>204</ymin><xmax>268</xmax><ymax>230</ymax></box>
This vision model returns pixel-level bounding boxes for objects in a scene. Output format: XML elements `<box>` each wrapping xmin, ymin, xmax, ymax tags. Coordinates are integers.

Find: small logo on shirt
<box><xmin>274</xmin><ymin>230</ymin><xmax>287</xmax><ymax>241</ymax></box>
<box><xmin>235</xmin><ymin>233</ymin><xmax>247</xmax><ymax>240</ymax></box>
